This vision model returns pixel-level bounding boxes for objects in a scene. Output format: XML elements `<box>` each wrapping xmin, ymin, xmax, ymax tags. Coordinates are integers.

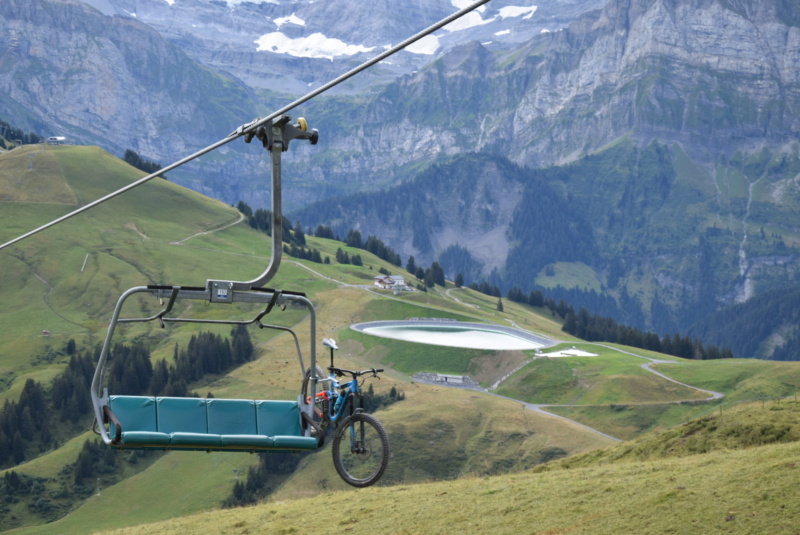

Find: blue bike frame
<box><xmin>322</xmin><ymin>373</ymin><xmax>362</xmax><ymax>425</ymax></box>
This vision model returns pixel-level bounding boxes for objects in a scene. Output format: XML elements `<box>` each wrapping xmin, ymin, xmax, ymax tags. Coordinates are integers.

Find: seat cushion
<box><xmin>272</xmin><ymin>435</ymin><xmax>319</xmax><ymax>450</ymax></box>
<box><xmin>170</xmin><ymin>432</ymin><xmax>223</xmax><ymax>448</ymax></box>
<box><xmin>119</xmin><ymin>431</ymin><xmax>171</xmax><ymax>446</ymax></box>
<box><xmin>220</xmin><ymin>434</ymin><xmax>275</xmax><ymax>448</ymax></box>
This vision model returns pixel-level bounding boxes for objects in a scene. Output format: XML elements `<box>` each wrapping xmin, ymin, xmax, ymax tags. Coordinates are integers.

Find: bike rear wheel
<box><xmin>332</xmin><ymin>412</ymin><xmax>389</xmax><ymax>487</ymax></box>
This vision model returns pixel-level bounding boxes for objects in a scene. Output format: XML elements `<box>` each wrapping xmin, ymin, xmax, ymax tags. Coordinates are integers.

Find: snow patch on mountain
<box><xmin>406</xmin><ymin>35</ymin><xmax>441</xmax><ymax>55</ymax></box>
<box><xmin>251</xmin><ymin>2</ymin><xmax>543</xmax><ymax>59</ymax></box>
<box><xmin>254</xmin><ymin>32</ymin><xmax>376</xmax><ymax>60</ymax></box>
<box><xmin>445</xmin><ymin>2</ymin><xmax>538</xmax><ymax>31</ymax></box>
<box><xmin>274</xmin><ymin>13</ymin><xmax>306</xmax><ymax>28</ymax></box>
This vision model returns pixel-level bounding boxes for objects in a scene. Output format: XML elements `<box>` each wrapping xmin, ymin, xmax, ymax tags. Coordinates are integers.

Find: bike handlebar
<box><xmin>328</xmin><ymin>366</ymin><xmax>383</xmax><ymax>378</ymax></box>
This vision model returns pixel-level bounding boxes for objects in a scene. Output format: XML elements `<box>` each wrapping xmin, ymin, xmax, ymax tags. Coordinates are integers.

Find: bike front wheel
<box><xmin>332</xmin><ymin>412</ymin><xmax>389</xmax><ymax>487</ymax></box>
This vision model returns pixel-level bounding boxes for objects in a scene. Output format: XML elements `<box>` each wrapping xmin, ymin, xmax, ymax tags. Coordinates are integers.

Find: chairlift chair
<box><xmin>90</xmin><ymin>116</ymin><xmax>326</xmax><ymax>454</ymax></box>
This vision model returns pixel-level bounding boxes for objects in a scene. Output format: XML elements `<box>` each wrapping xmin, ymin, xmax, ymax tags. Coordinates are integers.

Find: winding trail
<box><xmin>170</xmin><ymin>212</ymin><xmax>245</xmax><ymax>245</ymax></box>
<box><xmin>487</xmin><ymin>342</ymin><xmax>725</xmax><ymax>441</ymax></box>
<box><xmin>3</xmin><ymin>251</ymin><xmax>90</xmax><ymax>334</ymax></box>
<box><xmin>586</xmin><ymin>342</ymin><xmax>725</xmax><ymax>401</ymax></box>
<box><xmin>490</xmin><ymin>392</ymin><xmax>624</xmax><ymax>442</ymax></box>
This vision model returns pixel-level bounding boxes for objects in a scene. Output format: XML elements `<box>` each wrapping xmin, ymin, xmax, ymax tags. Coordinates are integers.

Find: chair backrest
<box><xmin>257</xmin><ymin>400</ymin><xmax>301</xmax><ymax>437</ymax></box>
<box><xmin>207</xmin><ymin>399</ymin><xmax>258</xmax><ymax>435</ymax></box>
<box><xmin>108</xmin><ymin>396</ymin><xmax>158</xmax><ymax>436</ymax></box>
<box><xmin>157</xmin><ymin>397</ymin><xmax>208</xmax><ymax>434</ymax></box>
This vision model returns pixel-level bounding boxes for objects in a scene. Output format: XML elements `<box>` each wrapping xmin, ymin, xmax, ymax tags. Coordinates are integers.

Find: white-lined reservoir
<box><xmin>351</xmin><ymin>320</ymin><xmax>553</xmax><ymax>350</ymax></box>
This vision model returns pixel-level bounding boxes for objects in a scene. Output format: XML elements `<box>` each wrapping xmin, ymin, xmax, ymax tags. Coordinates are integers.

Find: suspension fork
<box><xmin>348</xmin><ymin>393</ymin><xmax>367</xmax><ymax>453</ymax></box>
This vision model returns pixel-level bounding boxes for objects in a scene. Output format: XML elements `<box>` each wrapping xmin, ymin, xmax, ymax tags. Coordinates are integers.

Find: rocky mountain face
<box><xmin>79</xmin><ymin>0</ymin><xmax>604</xmax><ymax>93</ymax></box>
<box><xmin>0</xmin><ymin>0</ymin><xmax>263</xmax><ymax>186</ymax></box>
<box><xmin>0</xmin><ymin>0</ymin><xmax>605</xmax><ymax>205</ymax></box>
<box><xmin>310</xmin><ymin>0</ymin><xmax>800</xmax><ymax>176</ymax></box>
<box><xmin>527</xmin><ymin>0</ymin><xmax>800</xmax><ymax>164</ymax></box>
<box><xmin>255</xmin><ymin>0</ymin><xmax>800</xmax><ymax>211</ymax></box>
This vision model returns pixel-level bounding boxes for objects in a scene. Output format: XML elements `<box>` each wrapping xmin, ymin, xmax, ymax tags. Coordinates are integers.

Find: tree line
<box><xmin>561</xmin><ymin>307</ymin><xmax>733</xmax><ymax>360</ymax></box>
<box><xmin>123</xmin><ymin>149</ymin><xmax>167</xmax><ymax>179</ymax></box>
<box><xmin>238</xmin><ymin>201</ymin><xmax>329</xmax><ymax>264</ymax></box>
<box><xmin>0</xmin><ymin>438</ymin><xmax>157</xmax><ymax>526</ymax></box>
<box><xmin>239</xmin><ymin>200</ymin><xmax>463</xmax><ymax>292</ymax></box>
<box><xmin>238</xmin><ymin>201</ymin><xmax>412</xmax><ymax>272</ymax></box>
<box><xmin>405</xmin><ymin>255</ymin><xmax>445</xmax><ymax>289</ymax></box>
<box><xmin>687</xmin><ymin>285</ymin><xmax>800</xmax><ymax>361</ymax></box>
<box><xmin>0</xmin><ymin>118</ymin><xmax>42</xmax><ymax>148</ymax></box>
<box><xmin>502</xmin><ymin>285</ymin><xmax>734</xmax><ymax>360</ymax></box>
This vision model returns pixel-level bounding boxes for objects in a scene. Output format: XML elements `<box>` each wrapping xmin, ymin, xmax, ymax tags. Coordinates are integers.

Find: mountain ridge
<box><xmin>0</xmin><ymin>0</ymin><xmax>262</xmax><ymax>190</ymax></box>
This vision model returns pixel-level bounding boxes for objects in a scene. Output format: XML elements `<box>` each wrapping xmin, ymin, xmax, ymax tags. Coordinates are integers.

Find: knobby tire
<box><xmin>332</xmin><ymin>412</ymin><xmax>389</xmax><ymax>487</ymax></box>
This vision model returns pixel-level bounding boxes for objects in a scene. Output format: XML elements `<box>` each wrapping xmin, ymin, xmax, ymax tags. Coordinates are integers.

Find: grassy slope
<box><xmin>496</xmin><ymin>344</ymin><xmax>709</xmax><ymax>405</ymax></box>
<box><xmin>548</xmin><ymin>356</ymin><xmax>800</xmax><ymax>440</ymax></box>
<box><xmin>0</xmin><ymin>145</ymin><xmax>248</xmax><ymax>389</ymax></box>
<box><xmin>84</xmin><ymin>402</ymin><xmax>800</xmax><ymax>535</ymax></box>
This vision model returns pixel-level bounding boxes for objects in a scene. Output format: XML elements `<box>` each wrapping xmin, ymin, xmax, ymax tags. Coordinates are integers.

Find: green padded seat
<box><xmin>157</xmin><ymin>397</ymin><xmax>222</xmax><ymax>448</ymax></box>
<box><xmin>208</xmin><ymin>399</ymin><xmax>274</xmax><ymax>449</ymax></box>
<box><xmin>257</xmin><ymin>400</ymin><xmax>318</xmax><ymax>450</ymax></box>
<box><xmin>273</xmin><ymin>435</ymin><xmax>319</xmax><ymax>450</ymax></box>
<box><xmin>108</xmin><ymin>396</ymin><xmax>170</xmax><ymax>446</ymax></box>
<box><xmin>106</xmin><ymin>396</ymin><xmax>317</xmax><ymax>451</ymax></box>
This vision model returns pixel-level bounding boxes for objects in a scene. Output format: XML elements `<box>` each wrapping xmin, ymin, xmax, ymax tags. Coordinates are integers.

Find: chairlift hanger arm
<box><xmin>0</xmin><ymin>0</ymin><xmax>491</xmax><ymax>252</ymax></box>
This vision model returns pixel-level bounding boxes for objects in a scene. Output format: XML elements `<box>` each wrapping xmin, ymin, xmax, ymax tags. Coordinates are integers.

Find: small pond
<box><xmin>351</xmin><ymin>320</ymin><xmax>553</xmax><ymax>350</ymax></box>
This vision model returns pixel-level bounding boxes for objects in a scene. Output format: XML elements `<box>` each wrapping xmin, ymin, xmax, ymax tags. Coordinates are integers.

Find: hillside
<box><xmin>59</xmin><ymin>401</ymin><xmax>800</xmax><ymax>534</ymax></box>
<box><xmin>287</xmin><ymin>0</ymin><xmax>800</xmax><ymax>353</ymax></box>
<box><xmin>0</xmin><ymin>144</ymin><xmax>257</xmax><ymax>370</ymax></box>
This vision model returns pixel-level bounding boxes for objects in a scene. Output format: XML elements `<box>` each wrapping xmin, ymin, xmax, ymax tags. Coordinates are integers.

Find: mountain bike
<box><xmin>302</xmin><ymin>342</ymin><xmax>390</xmax><ymax>487</ymax></box>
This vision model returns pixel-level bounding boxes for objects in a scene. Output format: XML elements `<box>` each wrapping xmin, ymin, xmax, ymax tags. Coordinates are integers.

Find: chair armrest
<box><xmin>300</xmin><ymin>411</ymin><xmax>325</xmax><ymax>448</ymax></box>
<box><xmin>103</xmin><ymin>405</ymin><xmax>122</xmax><ymax>444</ymax></box>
